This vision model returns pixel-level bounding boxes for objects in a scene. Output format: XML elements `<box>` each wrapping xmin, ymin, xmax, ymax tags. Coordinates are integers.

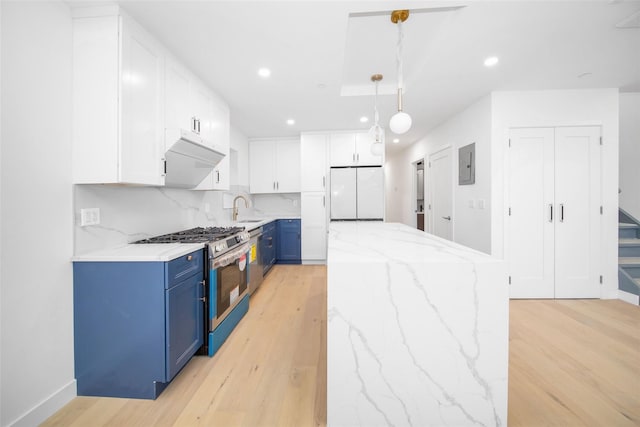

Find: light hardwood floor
<box><xmin>43</xmin><ymin>265</ymin><xmax>640</xmax><ymax>426</ymax></box>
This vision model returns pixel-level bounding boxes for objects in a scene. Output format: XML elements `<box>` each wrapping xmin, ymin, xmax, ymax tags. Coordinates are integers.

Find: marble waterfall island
<box><xmin>327</xmin><ymin>222</ymin><xmax>508</xmax><ymax>427</ymax></box>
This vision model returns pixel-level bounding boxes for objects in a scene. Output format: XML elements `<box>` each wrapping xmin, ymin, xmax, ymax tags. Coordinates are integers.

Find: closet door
<box><xmin>507</xmin><ymin>126</ymin><xmax>601</xmax><ymax>299</ymax></box>
<box><xmin>507</xmin><ymin>128</ymin><xmax>555</xmax><ymax>298</ymax></box>
<box><xmin>554</xmin><ymin>126</ymin><xmax>601</xmax><ymax>298</ymax></box>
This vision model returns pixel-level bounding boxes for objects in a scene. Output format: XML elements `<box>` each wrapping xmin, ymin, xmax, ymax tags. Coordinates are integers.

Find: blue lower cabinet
<box><xmin>73</xmin><ymin>250</ymin><xmax>204</xmax><ymax>399</ymax></box>
<box><xmin>277</xmin><ymin>219</ymin><xmax>301</xmax><ymax>264</ymax></box>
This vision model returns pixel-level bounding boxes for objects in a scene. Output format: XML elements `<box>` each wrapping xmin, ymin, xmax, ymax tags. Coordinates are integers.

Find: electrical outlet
<box><xmin>80</xmin><ymin>208</ymin><xmax>100</xmax><ymax>226</ymax></box>
<box><xmin>468</xmin><ymin>199</ymin><xmax>475</xmax><ymax>208</ymax></box>
<box><xmin>477</xmin><ymin>200</ymin><xmax>485</xmax><ymax>210</ymax></box>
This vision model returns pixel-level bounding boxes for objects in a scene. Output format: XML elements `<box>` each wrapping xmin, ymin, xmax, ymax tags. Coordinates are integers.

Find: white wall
<box><xmin>490</xmin><ymin>89</ymin><xmax>619</xmax><ymax>298</ymax></box>
<box><xmin>619</xmin><ymin>93</ymin><xmax>640</xmax><ymax>220</ymax></box>
<box><xmin>1</xmin><ymin>2</ymin><xmax>76</xmax><ymax>426</ymax></box>
<box><xmin>386</xmin><ymin>95</ymin><xmax>493</xmax><ymax>254</ymax></box>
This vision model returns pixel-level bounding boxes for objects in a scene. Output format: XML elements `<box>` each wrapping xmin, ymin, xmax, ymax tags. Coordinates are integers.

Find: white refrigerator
<box><xmin>330</xmin><ymin>167</ymin><xmax>384</xmax><ymax>220</ymax></box>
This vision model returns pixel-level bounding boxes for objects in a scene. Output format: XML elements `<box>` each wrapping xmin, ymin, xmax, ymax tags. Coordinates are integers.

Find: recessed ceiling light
<box><xmin>258</xmin><ymin>68</ymin><xmax>271</xmax><ymax>78</ymax></box>
<box><xmin>360</xmin><ymin>116</ymin><xmax>369</xmax><ymax>123</ymax></box>
<box><xmin>286</xmin><ymin>119</ymin><xmax>295</xmax><ymax>125</ymax></box>
<box><xmin>392</xmin><ymin>138</ymin><xmax>400</xmax><ymax>144</ymax></box>
<box><xmin>484</xmin><ymin>56</ymin><xmax>499</xmax><ymax>67</ymax></box>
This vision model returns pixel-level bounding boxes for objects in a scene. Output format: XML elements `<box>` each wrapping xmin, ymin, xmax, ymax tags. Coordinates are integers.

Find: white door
<box><xmin>301</xmin><ymin>192</ymin><xmax>327</xmax><ymax>261</ymax></box>
<box><xmin>507</xmin><ymin>126</ymin><xmax>601</xmax><ymax>299</ymax></box>
<box><xmin>429</xmin><ymin>148</ymin><xmax>453</xmax><ymax>240</ymax></box>
<box><xmin>330</xmin><ymin>168</ymin><xmax>357</xmax><ymax>219</ymax></box>
<box><xmin>330</xmin><ymin>134</ymin><xmax>356</xmax><ymax>166</ymax></box>
<box><xmin>554</xmin><ymin>126</ymin><xmax>601</xmax><ymax>298</ymax></box>
<box><xmin>275</xmin><ymin>139</ymin><xmax>301</xmax><ymax>192</ymax></box>
<box><xmin>120</xmin><ymin>16</ymin><xmax>164</xmax><ymax>185</ymax></box>
<box><xmin>355</xmin><ymin>132</ymin><xmax>383</xmax><ymax>166</ymax></box>
<box><xmin>508</xmin><ymin>128</ymin><xmax>555</xmax><ymax>298</ymax></box>
<box><xmin>301</xmin><ymin>134</ymin><xmax>328</xmax><ymax>192</ymax></box>
<box><xmin>356</xmin><ymin>167</ymin><xmax>384</xmax><ymax>219</ymax></box>
<box><xmin>249</xmin><ymin>141</ymin><xmax>276</xmax><ymax>193</ymax></box>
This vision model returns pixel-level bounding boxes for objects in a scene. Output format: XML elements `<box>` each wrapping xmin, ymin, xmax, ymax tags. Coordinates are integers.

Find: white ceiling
<box><xmin>110</xmin><ymin>0</ymin><xmax>640</xmax><ymax>154</ymax></box>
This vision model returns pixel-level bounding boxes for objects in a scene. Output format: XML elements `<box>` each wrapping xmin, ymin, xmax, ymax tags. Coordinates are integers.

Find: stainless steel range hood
<box><xmin>164</xmin><ymin>129</ymin><xmax>225</xmax><ymax>188</ymax></box>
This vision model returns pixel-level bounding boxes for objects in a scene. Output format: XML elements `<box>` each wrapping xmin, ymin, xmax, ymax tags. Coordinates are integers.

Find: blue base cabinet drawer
<box><xmin>73</xmin><ymin>249</ymin><xmax>204</xmax><ymax>399</ymax></box>
<box><xmin>277</xmin><ymin>219</ymin><xmax>301</xmax><ymax>264</ymax></box>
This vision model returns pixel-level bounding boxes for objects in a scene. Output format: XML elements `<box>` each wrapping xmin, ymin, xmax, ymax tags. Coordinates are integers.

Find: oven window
<box><xmin>216</xmin><ymin>261</ymin><xmax>247</xmax><ymax>318</ymax></box>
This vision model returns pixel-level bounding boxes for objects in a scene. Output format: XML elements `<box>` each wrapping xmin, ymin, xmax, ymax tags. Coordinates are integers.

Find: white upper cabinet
<box><xmin>165</xmin><ymin>55</ymin><xmax>230</xmax><ymax>154</ymax></box>
<box><xmin>329</xmin><ymin>132</ymin><xmax>383</xmax><ymax>167</ymax></box>
<box><xmin>72</xmin><ymin>10</ymin><xmax>165</xmax><ymax>185</ymax></box>
<box><xmin>301</xmin><ymin>133</ymin><xmax>328</xmax><ymax>192</ymax></box>
<box><xmin>249</xmin><ymin>138</ymin><xmax>301</xmax><ymax>194</ymax></box>
<box><xmin>355</xmin><ymin>132</ymin><xmax>383</xmax><ymax>166</ymax></box>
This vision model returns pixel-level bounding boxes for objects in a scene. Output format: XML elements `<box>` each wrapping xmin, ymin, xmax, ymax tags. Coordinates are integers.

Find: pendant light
<box><xmin>369</xmin><ymin>74</ymin><xmax>384</xmax><ymax>156</ymax></box>
<box><xmin>389</xmin><ymin>9</ymin><xmax>412</xmax><ymax>135</ymax></box>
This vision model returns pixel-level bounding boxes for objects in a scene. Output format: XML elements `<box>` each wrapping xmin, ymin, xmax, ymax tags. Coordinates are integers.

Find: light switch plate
<box><xmin>80</xmin><ymin>208</ymin><xmax>100</xmax><ymax>226</ymax></box>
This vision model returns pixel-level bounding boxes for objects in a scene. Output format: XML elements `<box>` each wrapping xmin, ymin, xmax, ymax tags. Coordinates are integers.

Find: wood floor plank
<box><xmin>43</xmin><ymin>269</ymin><xmax>639</xmax><ymax>427</ymax></box>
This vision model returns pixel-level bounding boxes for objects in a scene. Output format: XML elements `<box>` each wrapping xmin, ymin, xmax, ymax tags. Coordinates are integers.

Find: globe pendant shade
<box><xmin>389</xmin><ymin>111</ymin><xmax>412</xmax><ymax>134</ymax></box>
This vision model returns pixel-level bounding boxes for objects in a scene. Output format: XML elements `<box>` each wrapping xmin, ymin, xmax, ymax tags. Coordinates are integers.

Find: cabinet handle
<box><xmin>357</xmin><ymin>153</ymin><xmax>360</xmax><ymax>162</ymax></box>
<box><xmin>273</xmin><ymin>182</ymin><xmax>276</xmax><ymax>190</ymax></box>
<box><xmin>216</xmin><ymin>170</ymin><xmax>220</xmax><ymax>183</ymax></box>
<box><xmin>191</xmin><ymin>116</ymin><xmax>197</xmax><ymax>133</ymax></box>
<box><xmin>560</xmin><ymin>203</ymin><xmax>564</xmax><ymax>222</ymax></box>
<box><xmin>549</xmin><ymin>204</ymin><xmax>553</xmax><ymax>222</ymax></box>
<box><xmin>199</xmin><ymin>297</ymin><xmax>206</xmax><ymax>302</ymax></box>
<box><xmin>276</xmin><ymin>182</ymin><xmax>279</xmax><ymax>190</ymax></box>
<box><xmin>197</xmin><ymin>119</ymin><xmax>201</xmax><ymax>134</ymax></box>
<box><xmin>352</xmin><ymin>153</ymin><xmax>355</xmax><ymax>162</ymax></box>
<box><xmin>162</xmin><ymin>158</ymin><xmax>167</xmax><ymax>176</ymax></box>
<box><xmin>322</xmin><ymin>176</ymin><xmax>325</xmax><ymax>188</ymax></box>
<box><xmin>323</xmin><ymin>195</ymin><xmax>325</xmax><ymax>207</ymax></box>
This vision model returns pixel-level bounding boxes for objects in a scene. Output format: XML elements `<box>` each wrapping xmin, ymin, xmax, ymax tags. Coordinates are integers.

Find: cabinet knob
<box><xmin>187</xmin><ymin>255</ymin><xmax>193</xmax><ymax>261</ymax></box>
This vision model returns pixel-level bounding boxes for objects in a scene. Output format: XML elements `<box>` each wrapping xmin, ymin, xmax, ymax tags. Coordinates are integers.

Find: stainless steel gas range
<box><xmin>135</xmin><ymin>226</ymin><xmax>251</xmax><ymax>356</ymax></box>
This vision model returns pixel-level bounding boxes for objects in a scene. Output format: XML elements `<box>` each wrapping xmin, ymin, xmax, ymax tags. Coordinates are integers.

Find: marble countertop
<box><xmin>72</xmin><ymin>216</ymin><xmax>301</xmax><ymax>261</ymax></box>
<box><xmin>327</xmin><ymin>221</ymin><xmax>508</xmax><ymax>427</ymax></box>
<box><xmin>71</xmin><ymin>243</ymin><xmax>205</xmax><ymax>262</ymax></box>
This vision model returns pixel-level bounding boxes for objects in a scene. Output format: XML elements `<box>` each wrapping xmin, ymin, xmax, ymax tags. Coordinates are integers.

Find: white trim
<box><xmin>8</xmin><ymin>380</ymin><xmax>77</xmax><ymax>427</ymax></box>
<box><xmin>618</xmin><ymin>290</ymin><xmax>639</xmax><ymax>305</ymax></box>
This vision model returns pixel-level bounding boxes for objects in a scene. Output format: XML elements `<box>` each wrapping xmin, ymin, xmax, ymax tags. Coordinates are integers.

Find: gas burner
<box><xmin>133</xmin><ymin>226</ymin><xmax>246</xmax><ymax>244</ymax></box>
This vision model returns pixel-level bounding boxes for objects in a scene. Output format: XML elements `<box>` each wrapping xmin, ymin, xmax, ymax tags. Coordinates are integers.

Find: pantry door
<box><xmin>553</xmin><ymin>126</ymin><xmax>601</xmax><ymax>298</ymax></box>
<box><xmin>507</xmin><ymin>126</ymin><xmax>601</xmax><ymax>299</ymax></box>
<box><xmin>507</xmin><ymin>128</ymin><xmax>555</xmax><ymax>298</ymax></box>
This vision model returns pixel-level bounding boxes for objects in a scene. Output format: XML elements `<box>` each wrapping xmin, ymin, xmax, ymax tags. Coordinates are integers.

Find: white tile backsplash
<box><xmin>74</xmin><ymin>184</ymin><xmax>255</xmax><ymax>255</ymax></box>
<box><xmin>252</xmin><ymin>193</ymin><xmax>301</xmax><ymax>217</ymax></box>
<box><xmin>74</xmin><ymin>185</ymin><xmax>300</xmax><ymax>255</ymax></box>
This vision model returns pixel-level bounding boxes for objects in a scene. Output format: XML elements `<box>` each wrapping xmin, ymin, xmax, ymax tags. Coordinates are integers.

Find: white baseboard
<box><xmin>301</xmin><ymin>260</ymin><xmax>326</xmax><ymax>265</ymax></box>
<box><xmin>8</xmin><ymin>380</ymin><xmax>76</xmax><ymax>427</ymax></box>
<box><xmin>618</xmin><ymin>290</ymin><xmax>640</xmax><ymax>305</ymax></box>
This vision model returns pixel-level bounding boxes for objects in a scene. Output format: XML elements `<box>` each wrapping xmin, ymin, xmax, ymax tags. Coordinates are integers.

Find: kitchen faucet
<box><xmin>232</xmin><ymin>195</ymin><xmax>249</xmax><ymax>221</ymax></box>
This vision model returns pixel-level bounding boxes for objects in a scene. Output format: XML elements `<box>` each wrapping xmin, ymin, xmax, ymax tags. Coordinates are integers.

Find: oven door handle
<box><xmin>211</xmin><ymin>243</ymin><xmax>250</xmax><ymax>269</ymax></box>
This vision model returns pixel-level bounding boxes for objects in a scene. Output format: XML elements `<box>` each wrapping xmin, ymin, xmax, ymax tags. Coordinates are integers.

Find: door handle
<box><xmin>442</xmin><ymin>216</ymin><xmax>451</xmax><ymax>221</ymax></box>
<box><xmin>560</xmin><ymin>203</ymin><xmax>564</xmax><ymax>222</ymax></box>
<box><xmin>549</xmin><ymin>204</ymin><xmax>553</xmax><ymax>222</ymax></box>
